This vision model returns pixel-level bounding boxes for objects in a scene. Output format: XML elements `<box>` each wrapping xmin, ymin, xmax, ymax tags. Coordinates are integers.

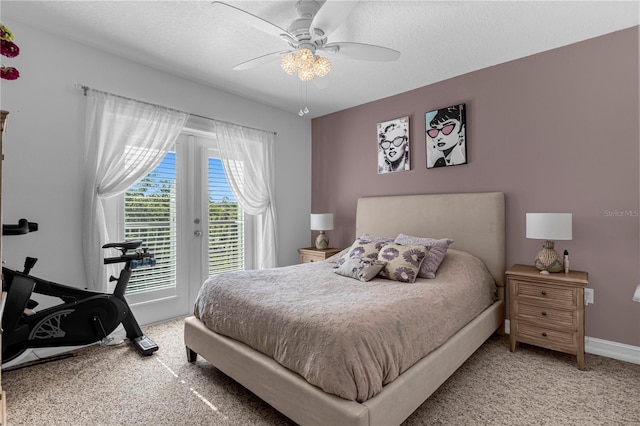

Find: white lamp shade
<box><xmin>526</xmin><ymin>213</ymin><xmax>572</xmax><ymax>240</ymax></box>
<box><xmin>633</xmin><ymin>284</ymin><xmax>640</xmax><ymax>302</ymax></box>
<box><xmin>310</xmin><ymin>213</ymin><xmax>334</xmax><ymax>231</ymax></box>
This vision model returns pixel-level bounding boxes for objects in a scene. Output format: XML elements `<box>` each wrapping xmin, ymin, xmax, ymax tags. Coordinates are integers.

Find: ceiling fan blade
<box><xmin>212</xmin><ymin>1</ymin><xmax>293</xmax><ymax>40</ymax></box>
<box><xmin>310</xmin><ymin>0</ymin><xmax>359</xmax><ymax>42</ymax></box>
<box><xmin>233</xmin><ymin>50</ymin><xmax>291</xmax><ymax>71</ymax></box>
<box><xmin>322</xmin><ymin>42</ymin><xmax>401</xmax><ymax>62</ymax></box>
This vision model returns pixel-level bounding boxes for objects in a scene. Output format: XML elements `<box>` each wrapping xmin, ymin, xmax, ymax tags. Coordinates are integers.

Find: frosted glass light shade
<box><xmin>526</xmin><ymin>213</ymin><xmax>572</xmax><ymax>240</ymax></box>
<box><xmin>298</xmin><ymin>67</ymin><xmax>315</xmax><ymax>82</ymax></box>
<box><xmin>633</xmin><ymin>284</ymin><xmax>640</xmax><ymax>302</ymax></box>
<box><xmin>295</xmin><ymin>48</ymin><xmax>315</xmax><ymax>67</ymax></box>
<box><xmin>280</xmin><ymin>53</ymin><xmax>297</xmax><ymax>74</ymax></box>
<box><xmin>310</xmin><ymin>213</ymin><xmax>333</xmax><ymax>231</ymax></box>
<box><xmin>314</xmin><ymin>56</ymin><xmax>331</xmax><ymax>77</ymax></box>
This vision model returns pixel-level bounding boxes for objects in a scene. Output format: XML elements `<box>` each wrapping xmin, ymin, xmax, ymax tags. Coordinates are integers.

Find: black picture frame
<box><xmin>425</xmin><ymin>104</ymin><xmax>466</xmax><ymax>168</ymax></box>
<box><xmin>377</xmin><ymin>116</ymin><xmax>410</xmax><ymax>174</ymax></box>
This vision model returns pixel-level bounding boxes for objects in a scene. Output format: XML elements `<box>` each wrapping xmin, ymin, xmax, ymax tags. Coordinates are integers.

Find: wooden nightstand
<box><xmin>507</xmin><ymin>264</ymin><xmax>588</xmax><ymax>370</ymax></box>
<box><xmin>297</xmin><ymin>247</ymin><xmax>342</xmax><ymax>264</ymax></box>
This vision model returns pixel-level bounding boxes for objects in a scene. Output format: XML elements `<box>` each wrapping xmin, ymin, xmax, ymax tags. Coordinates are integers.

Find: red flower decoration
<box><xmin>1</xmin><ymin>67</ymin><xmax>19</xmax><ymax>80</ymax></box>
<box><xmin>0</xmin><ymin>24</ymin><xmax>20</xmax><ymax>80</ymax></box>
<box><xmin>1</xmin><ymin>40</ymin><xmax>19</xmax><ymax>58</ymax></box>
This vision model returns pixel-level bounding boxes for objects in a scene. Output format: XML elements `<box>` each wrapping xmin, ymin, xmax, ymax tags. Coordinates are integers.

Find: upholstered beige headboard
<box><xmin>355</xmin><ymin>192</ymin><xmax>506</xmax><ymax>287</ymax></box>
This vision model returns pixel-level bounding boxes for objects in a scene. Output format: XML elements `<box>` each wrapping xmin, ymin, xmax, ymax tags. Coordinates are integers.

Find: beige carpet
<box><xmin>3</xmin><ymin>316</ymin><xmax>639</xmax><ymax>425</ymax></box>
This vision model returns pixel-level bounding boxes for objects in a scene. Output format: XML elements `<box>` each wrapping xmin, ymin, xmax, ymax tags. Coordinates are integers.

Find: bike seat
<box><xmin>102</xmin><ymin>240</ymin><xmax>142</xmax><ymax>251</ymax></box>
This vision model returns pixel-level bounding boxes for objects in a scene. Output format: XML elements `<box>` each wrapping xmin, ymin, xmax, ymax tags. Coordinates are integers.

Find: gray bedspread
<box><xmin>193</xmin><ymin>249</ymin><xmax>497</xmax><ymax>402</ymax></box>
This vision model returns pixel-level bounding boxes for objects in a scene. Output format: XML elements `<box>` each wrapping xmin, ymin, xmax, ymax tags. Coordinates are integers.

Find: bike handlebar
<box><xmin>2</xmin><ymin>219</ymin><xmax>38</xmax><ymax>235</ymax></box>
<box><xmin>103</xmin><ymin>251</ymin><xmax>154</xmax><ymax>265</ymax></box>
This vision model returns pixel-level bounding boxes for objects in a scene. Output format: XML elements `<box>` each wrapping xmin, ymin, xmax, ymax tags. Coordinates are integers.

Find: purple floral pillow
<box><xmin>377</xmin><ymin>243</ymin><xmax>428</xmax><ymax>283</ymax></box>
<box><xmin>394</xmin><ymin>234</ymin><xmax>454</xmax><ymax>279</ymax></box>
<box><xmin>335</xmin><ymin>234</ymin><xmax>394</xmax><ymax>267</ymax></box>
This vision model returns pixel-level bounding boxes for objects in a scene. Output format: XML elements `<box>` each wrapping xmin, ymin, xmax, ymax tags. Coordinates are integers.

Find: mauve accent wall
<box><xmin>311</xmin><ymin>27</ymin><xmax>639</xmax><ymax>347</ymax></box>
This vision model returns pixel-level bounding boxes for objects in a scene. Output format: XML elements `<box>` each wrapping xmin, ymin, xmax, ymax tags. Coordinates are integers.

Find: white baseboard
<box><xmin>503</xmin><ymin>320</ymin><xmax>640</xmax><ymax>365</ymax></box>
<box><xmin>585</xmin><ymin>336</ymin><xmax>640</xmax><ymax>365</ymax></box>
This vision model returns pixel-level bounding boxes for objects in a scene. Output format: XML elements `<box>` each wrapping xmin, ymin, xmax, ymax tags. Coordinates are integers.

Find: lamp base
<box><xmin>534</xmin><ymin>240</ymin><xmax>563</xmax><ymax>273</ymax></box>
<box><xmin>315</xmin><ymin>231</ymin><xmax>329</xmax><ymax>250</ymax></box>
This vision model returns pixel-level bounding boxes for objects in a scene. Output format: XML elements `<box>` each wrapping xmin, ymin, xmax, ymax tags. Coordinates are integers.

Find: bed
<box><xmin>184</xmin><ymin>191</ymin><xmax>505</xmax><ymax>426</ymax></box>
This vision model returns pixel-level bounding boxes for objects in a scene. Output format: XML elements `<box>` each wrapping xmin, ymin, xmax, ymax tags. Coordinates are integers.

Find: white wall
<box><xmin>0</xmin><ymin>19</ymin><xmax>311</xmax><ymax>291</ymax></box>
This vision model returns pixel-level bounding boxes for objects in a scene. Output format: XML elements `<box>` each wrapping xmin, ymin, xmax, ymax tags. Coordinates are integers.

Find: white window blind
<box><xmin>123</xmin><ymin>147</ymin><xmax>246</xmax><ymax>296</ymax></box>
<box><xmin>208</xmin><ymin>157</ymin><xmax>244</xmax><ymax>275</ymax></box>
<box><xmin>124</xmin><ymin>152</ymin><xmax>177</xmax><ymax>294</ymax></box>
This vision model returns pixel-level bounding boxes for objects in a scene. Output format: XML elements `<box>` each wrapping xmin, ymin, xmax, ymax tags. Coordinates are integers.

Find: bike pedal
<box><xmin>133</xmin><ymin>335</ymin><xmax>159</xmax><ymax>356</ymax></box>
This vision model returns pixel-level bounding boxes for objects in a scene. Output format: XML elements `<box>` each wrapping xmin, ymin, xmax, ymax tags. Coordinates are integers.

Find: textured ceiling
<box><xmin>2</xmin><ymin>1</ymin><xmax>638</xmax><ymax>118</ymax></box>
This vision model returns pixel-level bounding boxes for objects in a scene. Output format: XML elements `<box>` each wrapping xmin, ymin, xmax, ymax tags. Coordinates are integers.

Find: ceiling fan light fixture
<box><xmin>313</xmin><ymin>56</ymin><xmax>331</xmax><ymax>77</ymax></box>
<box><xmin>280</xmin><ymin>53</ymin><xmax>297</xmax><ymax>74</ymax></box>
<box><xmin>295</xmin><ymin>48</ymin><xmax>315</xmax><ymax>67</ymax></box>
<box><xmin>298</xmin><ymin>67</ymin><xmax>315</xmax><ymax>82</ymax></box>
<box><xmin>282</xmin><ymin>47</ymin><xmax>331</xmax><ymax>81</ymax></box>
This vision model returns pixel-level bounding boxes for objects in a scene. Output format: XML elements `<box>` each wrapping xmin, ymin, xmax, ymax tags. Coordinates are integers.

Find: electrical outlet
<box><xmin>585</xmin><ymin>288</ymin><xmax>594</xmax><ymax>305</ymax></box>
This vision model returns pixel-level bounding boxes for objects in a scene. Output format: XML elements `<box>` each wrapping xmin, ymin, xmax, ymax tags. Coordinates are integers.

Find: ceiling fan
<box><xmin>212</xmin><ymin>0</ymin><xmax>401</xmax><ymax>82</ymax></box>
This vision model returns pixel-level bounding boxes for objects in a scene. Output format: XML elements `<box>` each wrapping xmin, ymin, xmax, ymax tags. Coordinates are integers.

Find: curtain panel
<box><xmin>82</xmin><ymin>90</ymin><xmax>188</xmax><ymax>291</ymax></box>
<box><xmin>214</xmin><ymin>122</ymin><xmax>278</xmax><ymax>269</ymax></box>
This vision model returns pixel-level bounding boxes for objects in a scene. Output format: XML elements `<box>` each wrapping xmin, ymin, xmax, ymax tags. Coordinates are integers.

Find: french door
<box><xmin>123</xmin><ymin>130</ymin><xmax>252</xmax><ymax>325</ymax></box>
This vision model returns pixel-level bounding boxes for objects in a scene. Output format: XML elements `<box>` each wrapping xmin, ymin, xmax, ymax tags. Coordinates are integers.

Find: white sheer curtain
<box><xmin>82</xmin><ymin>90</ymin><xmax>188</xmax><ymax>291</ymax></box>
<box><xmin>214</xmin><ymin>121</ymin><xmax>278</xmax><ymax>269</ymax></box>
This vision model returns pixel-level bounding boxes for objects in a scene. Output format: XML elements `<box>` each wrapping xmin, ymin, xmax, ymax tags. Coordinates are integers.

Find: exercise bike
<box><xmin>1</xmin><ymin>219</ymin><xmax>159</xmax><ymax>367</ymax></box>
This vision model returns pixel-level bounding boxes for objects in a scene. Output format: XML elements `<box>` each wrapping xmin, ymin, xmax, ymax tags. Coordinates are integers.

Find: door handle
<box><xmin>194</xmin><ymin>230</ymin><xmax>202</xmax><ymax>237</ymax></box>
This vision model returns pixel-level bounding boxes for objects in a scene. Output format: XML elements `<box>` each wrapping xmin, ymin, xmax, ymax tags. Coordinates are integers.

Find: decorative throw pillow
<box><xmin>335</xmin><ymin>256</ymin><xmax>387</xmax><ymax>282</ymax></box>
<box><xmin>326</xmin><ymin>247</ymin><xmax>350</xmax><ymax>264</ymax></box>
<box><xmin>394</xmin><ymin>234</ymin><xmax>454</xmax><ymax>279</ymax></box>
<box><xmin>377</xmin><ymin>243</ymin><xmax>428</xmax><ymax>283</ymax></box>
<box><xmin>335</xmin><ymin>234</ymin><xmax>393</xmax><ymax>267</ymax></box>
<box><xmin>358</xmin><ymin>233</ymin><xmax>395</xmax><ymax>243</ymax></box>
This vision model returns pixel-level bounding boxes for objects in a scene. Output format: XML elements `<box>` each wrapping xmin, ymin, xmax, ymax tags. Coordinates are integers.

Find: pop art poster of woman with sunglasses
<box><xmin>425</xmin><ymin>104</ymin><xmax>466</xmax><ymax>168</ymax></box>
<box><xmin>377</xmin><ymin>116</ymin><xmax>410</xmax><ymax>174</ymax></box>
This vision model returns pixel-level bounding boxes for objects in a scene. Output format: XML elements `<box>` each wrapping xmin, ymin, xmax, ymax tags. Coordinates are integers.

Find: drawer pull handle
<box><xmin>541</xmin><ymin>332</ymin><xmax>547</xmax><ymax>337</ymax></box>
<box><xmin>541</xmin><ymin>290</ymin><xmax>547</xmax><ymax>296</ymax></box>
<box><xmin>541</xmin><ymin>311</ymin><xmax>547</xmax><ymax>316</ymax></box>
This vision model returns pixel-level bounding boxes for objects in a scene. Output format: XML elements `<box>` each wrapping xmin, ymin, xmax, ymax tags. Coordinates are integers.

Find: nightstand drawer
<box><xmin>515</xmin><ymin>321</ymin><xmax>578</xmax><ymax>353</ymax></box>
<box><xmin>513</xmin><ymin>301</ymin><xmax>577</xmax><ymax>330</ymax></box>
<box><xmin>512</xmin><ymin>280</ymin><xmax>576</xmax><ymax>308</ymax></box>
<box><xmin>300</xmin><ymin>253</ymin><xmax>322</xmax><ymax>263</ymax></box>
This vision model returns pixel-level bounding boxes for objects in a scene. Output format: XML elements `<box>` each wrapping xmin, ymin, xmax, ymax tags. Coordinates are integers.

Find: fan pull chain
<box><xmin>298</xmin><ymin>82</ymin><xmax>310</xmax><ymax>116</ymax></box>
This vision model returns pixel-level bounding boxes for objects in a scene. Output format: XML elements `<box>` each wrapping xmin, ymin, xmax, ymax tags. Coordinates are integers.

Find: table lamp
<box><xmin>526</xmin><ymin>213</ymin><xmax>572</xmax><ymax>273</ymax></box>
<box><xmin>310</xmin><ymin>213</ymin><xmax>333</xmax><ymax>250</ymax></box>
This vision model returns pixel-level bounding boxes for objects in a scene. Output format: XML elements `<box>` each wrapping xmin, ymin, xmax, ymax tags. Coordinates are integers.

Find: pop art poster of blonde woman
<box><xmin>425</xmin><ymin>104</ymin><xmax>466</xmax><ymax>168</ymax></box>
<box><xmin>377</xmin><ymin>116</ymin><xmax>410</xmax><ymax>174</ymax></box>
